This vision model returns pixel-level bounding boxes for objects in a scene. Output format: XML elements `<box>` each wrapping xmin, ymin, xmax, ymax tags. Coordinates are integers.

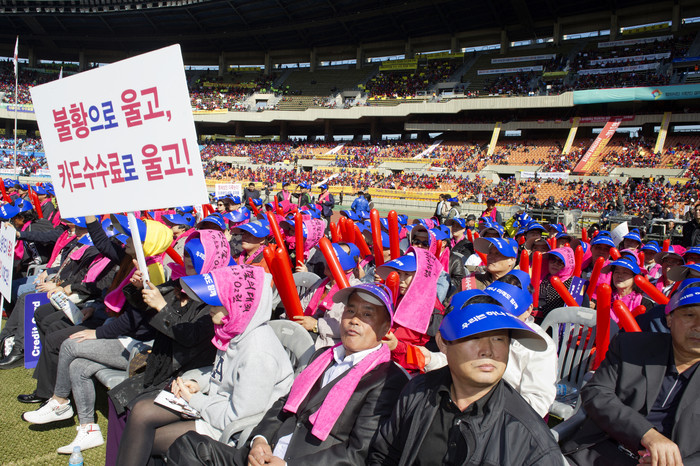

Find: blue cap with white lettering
<box><xmin>439</xmin><ymin>303</ymin><xmax>546</xmax><ymax>351</ymax></box>
<box><xmin>484</xmin><ymin>282</ymin><xmax>533</xmax><ymax>317</ymax></box>
<box><xmin>179</xmin><ymin>272</ymin><xmax>224</xmax><ymax>306</ymax></box>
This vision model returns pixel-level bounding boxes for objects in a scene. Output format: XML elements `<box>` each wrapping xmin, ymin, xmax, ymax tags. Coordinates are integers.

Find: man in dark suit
<box><xmin>166</xmin><ymin>283</ymin><xmax>408</xmax><ymax>465</ymax></box>
<box><xmin>563</xmin><ymin>279</ymin><xmax>700</xmax><ymax>466</ymax></box>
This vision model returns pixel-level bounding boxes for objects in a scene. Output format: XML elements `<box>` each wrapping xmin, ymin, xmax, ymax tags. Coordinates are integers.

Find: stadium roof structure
<box><xmin>0</xmin><ymin>0</ymin><xmax>682</xmax><ymax>63</ymax></box>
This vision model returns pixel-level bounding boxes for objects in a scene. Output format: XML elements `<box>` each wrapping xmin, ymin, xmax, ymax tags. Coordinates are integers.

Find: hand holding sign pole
<box><xmin>127</xmin><ymin>212</ymin><xmax>150</xmax><ymax>287</ymax></box>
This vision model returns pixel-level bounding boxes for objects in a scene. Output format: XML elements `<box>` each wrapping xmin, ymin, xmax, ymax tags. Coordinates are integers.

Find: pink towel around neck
<box><xmin>303</xmin><ymin>219</ymin><xmax>326</xmax><ymax>260</ymax></box>
<box><xmin>392</xmin><ymin>246</ymin><xmax>442</xmax><ymax>334</ymax></box>
<box><xmin>210</xmin><ymin>265</ymin><xmax>266</xmax><ymax>350</ymax></box>
<box><xmin>83</xmin><ymin>256</ymin><xmax>112</xmax><ymax>283</ymax></box>
<box><xmin>283</xmin><ymin>343</ymin><xmax>390</xmax><ymax>441</ymax></box>
<box><xmin>47</xmin><ymin>230</ymin><xmax>77</xmax><ymax>266</ymax></box>
<box><xmin>14</xmin><ymin>221</ymin><xmax>31</xmax><ymax>261</ymax></box>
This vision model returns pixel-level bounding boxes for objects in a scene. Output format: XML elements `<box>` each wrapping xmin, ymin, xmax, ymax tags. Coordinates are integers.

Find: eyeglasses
<box><xmin>411</xmin><ymin>238</ymin><xmax>430</xmax><ymax>248</ymax></box>
<box><xmin>217</xmin><ymin>203</ymin><xmax>224</xmax><ymax>207</ymax></box>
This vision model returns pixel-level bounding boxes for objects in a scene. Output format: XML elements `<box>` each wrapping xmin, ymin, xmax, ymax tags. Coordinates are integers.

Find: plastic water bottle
<box><xmin>69</xmin><ymin>446</ymin><xmax>83</xmax><ymax>466</ymax></box>
<box><xmin>556</xmin><ymin>383</ymin><xmax>578</xmax><ymax>397</ymax></box>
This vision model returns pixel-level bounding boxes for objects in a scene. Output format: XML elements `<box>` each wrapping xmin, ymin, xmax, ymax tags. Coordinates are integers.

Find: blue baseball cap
<box><xmin>281</xmin><ymin>218</ymin><xmax>307</xmax><ymax>238</ymax></box>
<box><xmin>233</xmin><ymin>221</ymin><xmax>270</xmax><ymax>238</ymax></box>
<box><xmin>163</xmin><ymin>213</ymin><xmax>196</xmax><ymax>228</ymax></box>
<box><xmin>230</xmin><ymin>196</ymin><xmax>242</xmax><ymax>204</ymax></box>
<box><xmin>526</xmin><ymin>223</ymin><xmax>547</xmax><ymax>233</ymax></box>
<box><xmin>13</xmin><ymin>198</ymin><xmax>33</xmax><ymax>213</ymax></box>
<box><xmin>668</xmin><ymin>264</ymin><xmax>700</xmax><ymax>282</ymax></box>
<box><xmin>17</xmin><ymin>183</ymin><xmax>28</xmax><ymax>191</ymax></box>
<box><xmin>197</xmin><ymin>214</ymin><xmax>227</xmax><ymax>231</ymax></box>
<box><xmin>555</xmin><ymin>232</ymin><xmax>573</xmax><ymax>241</ymax></box>
<box><xmin>474</xmin><ymin>237</ymin><xmax>519</xmax><ymax>258</ymax></box>
<box><xmin>376</xmin><ymin>254</ymin><xmax>417</xmax><ymax>279</ymax></box>
<box><xmin>591</xmin><ymin>234</ymin><xmax>615</xmax><ymax>247</ymax></box>
<box><xmin>439</xmin><ymin>303</ymin><xmax>546</xmax><ymax>350</ymax></box>
<box><xmin>397</xmin><ymin>214</ymin><xmax>408</xmax><ymax>226</ymax></box>
<box><xmin>110</xmin><ymin>214</ymin><xmax>147</xmax><ymax>239</ymax></box>
<box><xmin>114</xmin><ymin>234</ymin><xmax>129</xmax><ymax>245</ymax></box>
<box><xmin>622</xmin><ymin>230</ymin><xmax>642</xmax><ymax>244</ymax></box>
<box><xmin>684</xmin><ymin>246</ymin><xmax>700</xmax><ymax>258</ymax></box>
<box><xmin>449</xmin><ymin>289</ymin><xmax>490</xmax><ymax>312</ymax></box>
<box><xmin>319</xmin><ymin>184</ymin><xmax>328</xmax><ymax>190</ymax></box>
<box><xmin>332</xmin><ymin>243</ymin><xmax>360</xmax><ymax>271</ymax></box>
<box><xmin>32</xmin><ymin>185</ymin><xmax>47</xmax><ymax>196</ymax></box>
<box><xmin>184</xmin><ymin>238</ymin><xmax>207</xmax><ymax>274</ymax></box>
<box><xmin>502</xmin><ymin>269</ymin><xmax>531</xmax><ymax>291</ymax></box>
<box><xmin>224</xmin><ymin>209</ymin><xmax>251</xmax><ymax>224</ymax></box>
<box><xmin>446</xmin><ymin>217</ymin><xmax>466</xmax><ymax>229</ymax></box>
<box><xmin>665</xmin><ymin>278</ymin><xmax>700</xmax><ymax>314</ymax></box>
<box><xmin>176</xmin><ymin>206</ymin><xmax>194</xmax><ymax>214</ymax></box>
<box><xmin>609</xmin><ymin>257</ymin><xmax>640</xmax><ymax>275</ymax></box>
<box><xmin>340</xmin><ymin>210</ymin><xmax>360</xmax><ymax>221</ymax></box>
<box><xmin>430</xmin><ymin>227</ymin><xmax>449</xmax><ymax>241</ymax></box>
<box><xmin>332</xmin><ymin>283</ymin><xmax>394</xmax><ymax>325</ymax></box>
<box><xmin>179</xmin><ymin>272</ymin><xmax>224</xmax><ymax>306</ymax></box>
<box><xmin>358</xmin><ymin>211</ymin><xmax>371</xmax><ymax>220</ymax></box>
<box><xmin>485</xmin><ymin>281</ymin><xmax>533</xmax><ymax>317</ymax></box>
<box><xmin>64</xmin><ymin>217</ymin><xmax>87</xmax><ymax>228</ymax></box>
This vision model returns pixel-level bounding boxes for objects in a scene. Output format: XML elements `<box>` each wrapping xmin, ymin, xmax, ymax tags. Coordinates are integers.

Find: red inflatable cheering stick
<box><xmin>531</xmin><ymin>251</ymin><xmax>542</xmax><ymax>308</ymax></box>
<box><xmin>370</xmin><ymin>209</ymin><xmax>384</xmax><ymax>267</ymax></box>
<box><xmin>593</xmin><ymin>284</ymin><xmax>612</xmax><ymax>370</ymax></box>
<box><xmin>318</xmin><ymin>237</ymin><xmax>351</xmax><ymax>289</ymax></box>
<box><xmin>354</xmin><ymin>225</ymin><xmax>372</xmax><ymax>258</ymax></box>
<box><xmin>586</xmin><ymin>257</ymin><xmax>605</xmax><ymax>297</ymax></box>
<box><xmin>633</xmin><ymin>275</ymin><xmax>669</xmax><ymax>305</ymax></box>
<box><xmin>385</xmin><ymin>271</ymin><xmax>400</xmax><ymax>305</ymax></box>
<box><xmin>294</xmin><ymin>212</ymin><xmax>304</xmax><ymax>268</ymax></box>
<box><xmin>573</xmin><ymin>245</ymin><xmax>583</xmax><ymax>278</ymax></box>
<box><xmin>550</xmin><ymin>276</ymin><xmax>579</xmax><ymax>307</ymax></box>
<box><xmin>388</xmin><ymin>211</ymin><xmax>401</xmax><ymax>260</ymax></box>
<box><xmin>612</xmin><ymin>300</ymin><xmax>642</xmax><ymax>333</ymax></box>
<box><xmin>519</xmin><ymin>250</ymin><xmax>530</xmax><ymax>274</ymax></box>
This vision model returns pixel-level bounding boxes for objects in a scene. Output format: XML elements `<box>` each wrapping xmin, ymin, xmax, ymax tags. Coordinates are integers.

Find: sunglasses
<box><xmin>411</xmin><ymin>238</ymin><xmax>430</xmax><ymax>248</ymax></box>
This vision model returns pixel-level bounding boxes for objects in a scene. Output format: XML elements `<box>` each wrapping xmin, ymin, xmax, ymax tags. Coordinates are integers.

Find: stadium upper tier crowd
<box><xmin>1</xmin><ymin>176</ymin><xmax>699</xmax><ymax>466</ymax></box>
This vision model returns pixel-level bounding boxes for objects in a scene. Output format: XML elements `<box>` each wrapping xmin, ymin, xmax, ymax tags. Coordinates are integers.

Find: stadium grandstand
<box><xmin>2</xmin><ymin>0</ymin><xmax>700</xmax><ymax>464</ymax></box>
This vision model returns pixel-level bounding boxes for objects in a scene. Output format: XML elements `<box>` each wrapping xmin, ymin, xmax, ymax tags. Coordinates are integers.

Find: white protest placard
<box><xmin>0</xmin><ymin>223</ymin><xmax>16</xmax><ymax>302</ymax></box>
<box><xmin>215</xmin><ymin>183</ymin><xmax>242</xmax><ymax>199</ymax></box>
<box><xmin>29</xmin><ymin>45</ymin><xmax>208</xmax><ymax>218</ymax></box>
<box><xmin>610</xmin><ymin>221</ymin><xmax>629</xmax><ymax>247</ymax></box>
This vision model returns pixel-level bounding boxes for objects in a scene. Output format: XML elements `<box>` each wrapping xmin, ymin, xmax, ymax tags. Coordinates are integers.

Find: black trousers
<box><xmin>166</xmin><ymin>432</ymin><xmax>247</xmax><ymax>466</ymax></box>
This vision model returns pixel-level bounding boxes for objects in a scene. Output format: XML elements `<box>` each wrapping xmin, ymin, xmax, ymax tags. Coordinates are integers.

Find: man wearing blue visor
<box><xmin>368</xmin><ymin>301</ymin><xmax>563</xmax><ymax>465</ymax></box>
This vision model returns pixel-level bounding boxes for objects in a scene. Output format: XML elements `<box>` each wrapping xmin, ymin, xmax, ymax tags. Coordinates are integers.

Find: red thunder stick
<box><xmin>344</xmin><ymin>219</ymin><xmax>356</xmax><ymax>243</ymax></box>
<box><xmin>581</xmin><ymin>228</ymin><xmax>588</xmax><ymax>243</ymax></box>
<box><xmin>388</xmin><ymin>211</ymin><xmax>401</xmax><ymax>260</ymax></box>
<box><xmin>337</xmin><ymin>217</ymin><xmax>347</xmax><ymax>242</ymax></box>
<box><xmin>467</xmin><ymin>229</ymin><xmax>473</xmax><ymax>242</ymax></box>
<box><xmin>273</xmin><ymin>247</ymin><xmax>304</xmax><ymax>318</ymax></box>
<box><xmin>354</xmin><ymin>225</ymin><xmax>372</xmax><ymax>258</ymax></box>
<box><xmin>319</xmin><ymin>237</ymin><xmax>350</xmax><ymax>289</ymax></box>
<box><xmin>573</xmin><ymin>245</ymin><xmax>583</xmax><ymax>278</ymax></box>
<box><xmin>295</xmin><ymin>212</ymin><xmax>304</xmax><ymax>268</ymax></box>
<box><xmin>0</xmin><ymin>182</ymin><xmax>10</xmax><ymax>203</ymax></box>
<box><xmin>273</xmin><ymin>196</ymin><xmax>279</xmax><ymax>214</ymax></box>
<box><xmin>633</xmin><ymin>275</ymin><xmax>670</xmax><ymax>305</ymax></box>
<box><xmin>550</xmin><ymin>276</ymin><xmax>579</xmax><ymax>307</ymax></box>
<box><xmin>518</xmin><ymin>235</ymin><xmax>525</xmax><ymax>246</ymax></box>
<box><xmin>29</xmin><ymin>188</ymin><xmax>43</xmax><ymax>219</ymax></box>
<box><xmin>593</xmin><ymin>284</ymin><xmax>612</xmax><ymax>370</ymax></box>
<box><xmin>609</xmin><ymin>247</ymin><xmax>621</xmax><ymax>260</ymax></box>
<box><xmin>370</xmin><ymin>209</ymin><xmax>384</xmax><ymax>267</ymax></box>
<box><xmin>329</xmin><ymin>222</ymin><xmax>339</xmax><ymax>242</ymax></box>
<box><xmin>531</xmin><ymin>251</ymin><xmax>542</xmax><ymax>308</ymax></box>
<box><xmin>248</xmin><ymin>198</ymin><xmax>260</xmax><ymax>216</ymax></box>
<box><xmin>519</xmin><ymin>250</ymin><xmax>530</xmax><ymax>274</ymax></box>
<box><xmin>612</xmin><ymin>300</ymin><xmax>642</xmax><ymax>333</ymax></box>
<box><xmin>263</xmin><ymin>245</ymin><xmax>276</xmax><ymax>271</ymax></box>
<box><xmin>631</xmin><ymin>305</ymin><xmax>647</xmax><ymax>318</ymax></box>
<box><xmin>586</xmin><ymin>257</ymin><xmax>605</xmax><ymax>297</ymax></box>
<box><xmin>638</xmin><ymin>251</ymin><xmax>645</xmax><ymax>269</ymax></box>
<box><xmin>385</xmin><ymin>271</ymin><xmax>400</xmax><ymax>305</ymax></box>
<box><xmin>266</xmin><ymin>211</ymin><xmax>286</xmax><ymax>250</ymax></box>
<box><xmin>662</xmin><ymin>239</ymin><xmax>670</xmax><ymax>252</ymax></box>
<box><xmin>165</xmin><ymin>246</ymin><xmax>184</xmax><ymax>266</ymax></box>
<box><xmin>434</xmin><ymin>240</ymin><xmax>443</xmax><ymax>260</ymax></box>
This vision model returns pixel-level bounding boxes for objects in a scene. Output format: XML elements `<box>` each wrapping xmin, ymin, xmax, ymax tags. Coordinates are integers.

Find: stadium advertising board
<box><xmin>573</xmin><ymin>84</ymin><xmax>700</xmax><ymax>104</ymax></box>
<box><xmin>30</xmin><ymin>44</ymin><xmax>208</xmax><ymax>218</ymax></box>
<box><xmin>520</xmin><ymin>171</ymin><xmax>569</xmax><ymax>180</ymax></box>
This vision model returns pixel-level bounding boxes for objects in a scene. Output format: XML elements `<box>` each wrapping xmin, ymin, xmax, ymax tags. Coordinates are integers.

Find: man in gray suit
<box><xmin>563</xmin><ymin>278</ymin><xmax>700</xmax><ymax>466</ymax></box>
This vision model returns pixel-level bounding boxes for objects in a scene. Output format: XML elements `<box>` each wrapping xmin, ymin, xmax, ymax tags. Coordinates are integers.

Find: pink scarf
<box><xmin>104</xmin><ymin>256</ymin><xmax>161</xmax><ymax>313</ymax></box>
<box><xmin>47</xmin><ymin>230</ymin><xmax>77</xmax><ymax>267</ymax></box>
<box><xmin>69</xmin><ymin>243</ymin><xmax>90</xmax><ymax>261</ymax></box>
<box><xmin>303</xmin><ymin>219</ymin><xmax>326</xmax><ymax>260</ymax></box>
<box><xmin>210</xmin><ymin>265</ymin><xmax>265</xmax><ymax>350</ymax></box>
<box><xmin>283</xmin><ymin>343</ymin><xmax>390</xmax><ymax>441</ymax></box>
<box><xmin>393</xmin><ymin>247</ymin><xmax>442</xmax><ymax>334</ymax></box>
<box><xmin>611</xmin><ymin>290</ymin><xmax>643</xmax><ymax>323</ymax></box>
<box><xmin>304</xmin><ymin>272</ymin><xmax>354</xmax><ymax>317</ymax></box>
<box><xmin>168</xmin><ymin>230</ymin><xmax>231</xmax><ymax>280</ymax></box>
<box><xmin>14</xmin><ymin>221</ymin><xmax>31</xmax><ymax>261</ymax></box>
<box><xmin>83</xmin><ymin>256</ymin><xmax>112</xmax><ymax>283</ymax></box>
<box><xmin>543</xmin><ymin>247</ymin><xmax>575</xmax><ymax>282</ymax></box>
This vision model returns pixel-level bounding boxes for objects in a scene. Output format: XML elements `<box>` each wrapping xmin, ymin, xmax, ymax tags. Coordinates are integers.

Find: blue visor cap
<box><xmin>358</xmin><ymin>211</ymin><xmax>371</xmax><ymax>220</ymax></box>
<box><xmin>503</xmin><ymin>269</ymin><xmax>531</xmax><ymax>291</ymax></box>
<box><xmin>397</xmin><ymin>214</ymin><xmax>408</xmax><ymax>226</ymax></box>
<box><xmin>111</xmin><ymin>214</ymin><xmax>147</xmax><ymax>239</ymax></box>
<box><xmin>45</xmin><ymin>186</ymin><xmax>55</xmax><ymax>196</ymax></box>
<box><xmin>546</xmin><ymin>223</ymin><xmax>565</xmax><ymax>235</ymax></box>
<box><xmin>17</xmin><ymin>183</ymin><xmax>28</xmax><ymax>191</ymax></box>
<box><xmin>175</xmin><ymin>205</ymin><xmax>194</xmax><ymax>214</ymax></box>
<box><xmin>280</xmin><ymin>219</ymin><xmax>307</xmax><ymax>238</ymax></box>
<box><xmin>179</xmin><ymin>272</ymin><xmax>224</xmax><ymax>306</ymax></box>
<box><xmin>114</xmin><ymin>234</ymin><xmax>129</xmax><ymax>245</ymax></box>
<box><xmin>474</xmin><ymin>237</ymin><xmax>519</xmax><ymax>258</ymax></box>
<box><xmin>446</xmin><ymin>217</ymin><xmax>466</xmax><ymax>229</ymax></box>
<box><xmin>163</xmin><ymin>213</ymin><xmax>196</xmax><ymax>228</ymax></box>
<box><xmin>32</xmin><ymin>185</ymin><xmax>47</xmax><ymax>196</ymax></box>
<box><xmin>376</xmin><ymin>254</ymin><xmax>417</xmax><ymax>280</ymax></box>
<box><xmin>102</xmin><ymin>218</ymin><xmax>116</xmax><ymax>238</ymax></box>
<box><xmin>319</xmin><ymin>184</ymin><xmax>328</xmax><ymax>190</ymax></box>
<box><xmin>527</xmin><ymin>223</ymin><xmax>547</xmax><ymax>233</ymax></box>
<box><xmin>14</xmin><ymin>198</ymin><xmax>33</xmax><ymax>213</ymax></box>
<box><xmin>446</xmin><ymin>196</ymin><xmax>459</xmax><ymax>203</ymax></box>
<box><xmin>224</xmin><ymin>209</ymin><xmax>251</xmax><ymax>224</ymax></box>
<box><xmin>340</xmin><ymin>210</ymin><xmax>360</xmax><ymax>221</ymax></box>
<box><xmin>229</xmin><ymin>196</ymin><xmax>241</xmax><ymax>204</ymax></box>
<box><xmin>555</xmin><ymin>232</ymin><xmax>573</xmax><ymax>241</ymax></box>
<box><xmin>665</xmin><ymin>278</ymin><xmax>700</xmax><ymax>314</ymax></box>
<box><xmin>591</xmin><ymin>234</ymin><xmax>615</xmax><ymax>247</ymax></box>
<box><xmin>250</xmin><ymin>198</ymin><xmax>263</xmax><ymax>207</ymax></box>
<box><xmin>184</xmin><ymin>238</ymin><xmax>207</xmax><ymax>274</ymax></box>
<box><xmin>544</xmin><ymin>249</ymin><xmax>568</xmax><ymax>265</ymax></box>
<box><xmin>333</xmin><ymin>283</ymin><xmax>394</xmax><ymax>325</ymax></box>
<box><xmin>667</xmin><ymin>264</ymin><xmax>700</xmax><ymax>282</ymax></box>
<box><xmin>485</xmin><ymin>282</ymin><xmax>533</xmax><ymax>317</ymax></box>
<box><xmin>332</xmin><ymin>243</ymin><xmax>360</xmax><ymax>271</ymax></box>
<box><xmin>684</xmin><ymin>246</ymin><xmax>700</xmax><ymax>257</ymax></box>
<box><xmin>623</xmin><ymin>231</ymin><xmax>642</xmax><ymax>243</ymax></box>
<box><xmin>430</xmin><ymin>227</ymin><xmax>449</xmax><ymax>241</ymax></box>
<box><xmin>439</xmin><ymin>303</ymin><xmax>546</xmax><ymax>351</ymax></box>
<box><xmin>380</xmin><ymin>218</ymin><xmax>389</xmax><ymax>231</ymax></box>
<box><xmin>233</xmin><ymin>221</ymin><xmax>270</xmax><ymax>238</ymax></box>
<box><xmin>609</xmin><ymin>257</ymin><xmax>640</xmax><ymax>275</ymax></box>
<box><xmin>198</xmin><ymin>214</ymin><xmax>227</xmax><ymax>231</ymax></box>
<box><xmin>64</xmin><ymin>216</ymin><xmax>87</xmax><ymax>228</ymax></box>
<box><xmin>78</xmin><ymin>234</ymin><xmax>94</xmax><ymax>246</ymax></box>
<box><xmin>3</xmin><ymin>179</ymin><xmax>16</xmax><ymax>188</ymax></box>
<box><xmin>450</xmin><ymin>289</ymin><xmax>489</xmax><ymax>313</ymax></box>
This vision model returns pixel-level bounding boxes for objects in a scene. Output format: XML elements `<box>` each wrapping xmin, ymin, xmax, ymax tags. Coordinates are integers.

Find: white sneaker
<box><xmin>22</xmin><ymin>398</ymin><xmax>74</xmax><ymax>424</ymax></box>
<box><xmin>57</xmin><ymin>423</ymin><xmax>104</xmax><ymax>454</ymax></box>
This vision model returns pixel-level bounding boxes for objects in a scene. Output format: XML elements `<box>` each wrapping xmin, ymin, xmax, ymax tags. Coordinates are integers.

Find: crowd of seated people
<box><xmin>482</xmin><ymin>72</ymin><xmax>536</xmax><ymax>96</ymax></box>
<box><xmin>365</xmin><ymin>59</ymin><xmax>458</xmax><ymax>98</ymax></box>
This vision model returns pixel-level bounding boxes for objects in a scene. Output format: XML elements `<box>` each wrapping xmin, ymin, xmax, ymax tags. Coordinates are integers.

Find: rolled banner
<box><xmin>354</xmin><ymin>225</ymin><xmax>372</xmax><ymax>258</ymax></box>
<box><xmin>248</xmin><ymin>198</ymin><xmax>261</xmax><ymax>216</ymax></box>
<box><xmin>573</xmin><ymin>245</ymin><xmax>583</xmax><ymax>278</ymax></box>
<box><xmin>370</xmin><ymin>209</ymin><xmax>384</xmax><ymax>267</ymax></box>
<box><xmin>638</xmin><ymin>251</ymin><xmax>645</xmax><ymax>269</ymax></box>
<box><xmin>593</xmin><ymin>283</ymin><xmax>612</xmax><ymax>370</ymax></box>
<box><xmin>466</xmin><ymin>229</ymin><xmax>474</xmax><ymax>242</ymax></box>
<box><xmin>519</xmin><ymin>250</ymin><xmax>529</xmax><ymax>274</ymax></box>
<box><xmin>388</xmin><ymin>210</ymin><xmax>401</xmax><ymax>260</ymax></box>
<box><xmin>609</xmin><ymin>247</ymin><xmax>621</xmax><ymax>260</ymax></box>
<box><xmin>581</xmin><ymin>228</ymin><xmax>588</xmax><ymax>243</ymax></box>
<box><xmin>550</xmin><ymin>276</ymin><xmax>579</xmax><ymax>307</ymax></box>
<box><xmin>266</xmin><ymin>211</ymin><xmax>286</xmax><ymax>250</ymax></box>
<box><xmin>586</xmin><ymin>257</ymin><xmax>605</xmax><ymax>297</ymax></box>
<box><xmin>295</xmin><ymin>211</ymin><xmax>304</xmax><ymax>268</ymax></box>
<box><xmin>318</xmin><ymin>237</ymin><xmax>351</xmax><ymax>289</ymax></box>
<box><xmin>166</xmin><ymin>246</ymin><xmax>184</xmax><ymax>266</ymax></box>
<box><xmin>662</xmin><ymin>239</ymin><xmax>670</xmax><ymax>252</ymax></box>
<box><xmin>631</xmin><ymin>305</ymin><xmax>646</xmax><ymax>317</ymax></box>
<box><xmin>329</xmin><ymin>222</ymin><xmax>339</xmax><ymax>242</ymax></box>
<box><xmin>385</xmin><ymin>271</ymin><xmax>400</xmax><ymax>305</ymax></box>
<box><xmin>612</xmin><ymin>300</ymin><xmax>642</xmax><ymax>333</ymax></box>
<box><xmin>531</xmin><ymin>251</ymin><xmax>542</xmax><ymax>308</ymax></box>
<box><xmin>633</xmin><ymin>275</ymin><xmax>670</xmax><ymax>305</ymax></box>
<box><xmin>273</xmin><ymin>247</ymin><xmax>304</xmax><ymax>318</ymax></box>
